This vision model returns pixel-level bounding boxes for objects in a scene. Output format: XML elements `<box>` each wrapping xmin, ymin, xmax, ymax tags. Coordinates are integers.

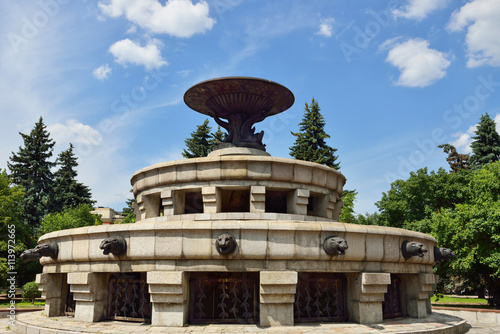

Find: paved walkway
<box><xmin>0</xmin><ymin>310</ymin><xmax>499</xmax><ymax>333</ymax></box>
<box><xmin>0</xmin><ymin>311</ymin><xmax>469</xmax><ymax>334</ymax></box>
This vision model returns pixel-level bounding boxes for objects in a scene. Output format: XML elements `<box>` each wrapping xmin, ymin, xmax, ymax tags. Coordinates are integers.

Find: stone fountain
<box><xmin>29</xmin><ymin>77</ymin><xmax>457</xmax><ymax>329</ymax></box>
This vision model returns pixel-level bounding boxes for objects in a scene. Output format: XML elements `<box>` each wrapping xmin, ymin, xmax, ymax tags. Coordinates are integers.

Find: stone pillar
<box><xmin>250</xmin><ymin>186</ymin><xmax>265</xmax><ymax>212</ymax></box>
<box><xmin>260</xmin><ymin>271</ymin><xmax>297</xmax><ymax>326</ymax></box>
<box><xmin>147</xmin><ymin>271</ymin><xmax>187</xmax><ymax>326</ymax></box>
<box><xmin>288</xmin><ymin>189</ymin><xmax>309</xmax><ymax>215</ymax></box>
<box><xmin>37</xmin><ymin>273</ymin><xmax>63</xmax><ymax>317</ymax></box>
<box><xmin>136</xmin><ymin>194</ymin><xmax>145</xmax><ymax>220</ymax></box>
<box><xmin>161</xmin><ymin>189</ymin><xmax>174</xmax><ymax>216</ymax></box>
<box><xmin>68</xmin><ymin>272</ymin><xmax>108</xmax><ymax>322</ymax></box>
<box><xmin>350</xmin><ymin>272</ymin><xmax>391</xmax><ymax>324</ymax></box>
<box><xmin>405</xmin><ymin>273</ymin><xmax>436</xmax><ymax>318</ymax></box>
<box><xmin>202</xmin><ymin>186</ymin><xmax>218</xmax><ymax>213</ymax></box>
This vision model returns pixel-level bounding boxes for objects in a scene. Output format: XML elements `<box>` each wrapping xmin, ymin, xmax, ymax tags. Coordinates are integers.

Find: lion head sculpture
<box><xmin>99</xmin><ymin>236</ymin><xmax>127</xmax><ymax>256</ymax></box>
<box><xmin>402</xmin><ymin>240</ymin><xmax>428</xmax><ymax>259</ymax></box>
<box><xmin>434</xmin><ymin>246</ymin><xmax>455</xmax><ymax>261</ymax></box>
<box><xmin>215</xmin><ymin>233</ymin><xmax>237</xmax><ymax>255</ymax></box>
<box><xmin>20</xmin><ymin>249</ymin><xmax>42</xmax><ymax>262</ymax></box>
<box><xmin>33</xmin><ymin>242</ymin><xmax>59</xmax><ymax>259</ymax></box>
<box><xmin>323</xmin><ymin>236</ymin><xmax>348</xmax><ymax>256</ymax></box>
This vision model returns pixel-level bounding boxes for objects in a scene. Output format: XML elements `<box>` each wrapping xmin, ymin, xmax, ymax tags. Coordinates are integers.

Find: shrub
<box><xmin>22</xmin><ymin>281</ymin><xmax>41</xmax><ymax>304</ymax></box>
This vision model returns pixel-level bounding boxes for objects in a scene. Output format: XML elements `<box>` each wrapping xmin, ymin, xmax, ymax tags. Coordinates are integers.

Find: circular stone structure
<box><xmin>29</xmin><ymin>77</ymin><xmax>462</xmax><ymax>332</ymax></box>
<box><xmin>184</xmin><ymin>76</ymin><xmax>294</xmax><ymax>151</ymax></box>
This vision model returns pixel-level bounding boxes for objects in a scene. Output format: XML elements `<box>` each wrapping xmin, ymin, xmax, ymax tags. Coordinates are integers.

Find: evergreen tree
<box><xmin>182</xmin><ymin>119</ymin><xmax>212</xmax><ymax>158</ymax></box>
<box><xmin>438</xmin><ymin>144</ymin><xmax>470</xmax><ymax>172</ymax></box>
<box><xmin>469</xmin><ymin>113</ymin><xmax>500</xmax><ymax>168</ymax></box>
<box><xmin>289</xmin><ymin>98</ymin><xmax>340</xmax><ymax>169</ymax></box>
<box><xmin>209</xmin><ymin>125</ymin><xmax>227</xmax><ymax>150</ymax></box>
<box><xmin>7</xmin><ymin>117</ymin><xmax>55</xmax><ymax>230</ymax></box>
<box><xmin>121</xmin><ymin>194</ymin><xmax>136</xmax><ymax>224</ymax></box>
<box><xmin>53</xmin><ymin>143</ymin><xmax>94</xmax><ymax>211</ymax></box>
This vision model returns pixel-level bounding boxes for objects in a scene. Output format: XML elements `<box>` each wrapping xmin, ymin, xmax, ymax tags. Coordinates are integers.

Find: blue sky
<box><xmin>1</xmin><ymin>0</ymin><xmax>500</xmax><ymax>215</ymax></box>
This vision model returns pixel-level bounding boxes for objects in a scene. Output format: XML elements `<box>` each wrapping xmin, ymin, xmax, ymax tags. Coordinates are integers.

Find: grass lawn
<box><xmin>0</xmin><ymin>301</ymin><xmax>45</xmax><ymax>308</ymax></box>
<box><xmin>431</xmin><ymin>294</ymin><xmax>489</xmax><ymax>304</ymax></box>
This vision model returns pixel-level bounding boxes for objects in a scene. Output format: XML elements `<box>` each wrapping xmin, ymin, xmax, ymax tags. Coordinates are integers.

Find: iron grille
<box><xmin>294</xmin><ymin>273</ymin><xmax>348</xmax><ymax>323</ymax></box>
<box><xmin>107</xmin><ymin>273</ymin><xmax>151</xmax><ymax>322</ymax></box>
<box><xmin>189</xmin><ymin>273</ymin><xmax>259</xmax><ymax>324</ymax></box>
<box><xmin>64</xmin><ymin>283</ymin><xmax>75</xmax><ymax>316</ymax></box>
<box><xmin>383</xmin><ymin>275</ymin><xmax>403</xmax><ymax>319</ymax></box>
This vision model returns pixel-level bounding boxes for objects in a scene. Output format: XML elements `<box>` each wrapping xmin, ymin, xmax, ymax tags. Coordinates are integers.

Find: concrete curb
<box><xmin>432</xmin><ymin>307</ymin><xmax>500</xmax><ymax>325</ymax></box>
<box><xmin>12</xmin><ymin>311</ymin><xmax>467</xmax><ymax>334</ymax></box>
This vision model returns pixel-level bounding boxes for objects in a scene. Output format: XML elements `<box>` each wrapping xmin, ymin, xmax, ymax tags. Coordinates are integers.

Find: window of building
<box><xmin>220</xmin><ymin>188</ymin><xmax>250</xmax><ymax>212</ymax></box>
<box><xmin>265</xmin><ymin>190</ymin><xmax>291</xmax><ymax>213</ymax></box>
<box><xmin>307</xmin><ymin>193</ymin><xmax>327</xmax><ymax>217</ymax></box>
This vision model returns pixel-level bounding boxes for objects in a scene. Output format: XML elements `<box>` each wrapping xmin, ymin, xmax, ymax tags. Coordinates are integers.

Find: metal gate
<box><xmin>64</xmin><ymin>283</ymin><xmax>75</xmax><ymax>316</ymax></box>
<box><xmin>383</xmin><ymin>275</ymin><xmax>402</xmax><ymax>319</ymax></box>
<box><xmin>189</xmin><ymin>273</ymin><xmax>259</xmax><ymax>324</ymax></box>
<box><xmin>294</xmin><ymin>273</ymin><xmax>347</xmax><ymax>323</ymax></box>
<box><xmin>107</xmin><ymin>273</ymin><xmax>151</xmax><ymax>322</ymax></box>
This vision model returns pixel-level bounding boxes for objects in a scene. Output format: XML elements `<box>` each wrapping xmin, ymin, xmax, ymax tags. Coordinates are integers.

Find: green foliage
<box><xmin>182</xmin><ymin>119</ymin><xmax>227</xmax><ymax>158</ymax></box>
<box><xmin>0</xmin><ymin>171</ymin><xmax>37</xmax><ymax>287</ymax></box>
<box><xmin>339</xmin><ymin>190</ymin><xmax>357</xmax><ymax>224</ymax></box>
<box><xmin>376</xmin><ymin>167</ymin><xmax>472</xmax><ymax>230</ymax></box>
<box><xmin>438</xmin><ymin>144</ymin><xmax>470</xmax><ymax>172</ymax></box>
<box><xmin>21</xmin><ymin>281</ymin><xmax>41</xmax><ymax>304</ymax></box>
<box><xmin>415</xmin><ymin>162</ymin><xmax>500</xmax><ymax>308</ymax></box>
<box><xmin>353</xmin><ymin>212</ymin><xmax>381</xmax><ymax>225</ymax></box>
<box><xmin>121</xmin><ymin>196</ymin><xmax>136</xmax><ymax>224</ymax></box>
<box><xmin>7</xmin><ymin>117</ymin><xmax>56</xmax><ymax>230</ymax></box>
<box><xmin>289</xmin><ymin>99</ymin><xmax>340</xmax><ymax>169</ymax></box>
<box><xmin>53</xmin><ymin>144</ymin><xmax>94</xmax><ymax>211</ymax></box>
<box><xmin>209</xmin><ymin>125</ymin><xmax>227</xmax><ymax>149</ymax></box>
<box><xmin>39</xmin><ymin>204</ymin><xmax>102</xmax><ymax>236</ymax></box>
<box><xmin>469</xmin><ymin>113</ymin><xmax>500</xmax><ymax>168</ymax></box>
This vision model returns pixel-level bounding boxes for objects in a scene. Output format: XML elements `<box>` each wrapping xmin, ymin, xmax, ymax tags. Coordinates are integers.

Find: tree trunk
<box><xmin>483</xmin><ymin>274</ymin><xmax>500</xmax><ymax>309</ymax></box>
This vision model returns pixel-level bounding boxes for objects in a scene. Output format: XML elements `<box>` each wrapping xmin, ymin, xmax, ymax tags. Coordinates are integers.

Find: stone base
<box><xmin>208</xmin><ymin>144</ymin><xmax>270</xmax><ymax>156</ymax></box>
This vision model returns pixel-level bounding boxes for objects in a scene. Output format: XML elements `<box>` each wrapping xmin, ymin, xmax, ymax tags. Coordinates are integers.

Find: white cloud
<box><xmin>447</xmin><ymin>0</ymin><xmax>500</xmax><ymax>68</ymax></box>
<box><xmin>48</xmin><ymin>119</ymin><xmax>103</xmax><ymax>147</ymax></box>
<box><xmin>316</xmin><ymin>18</ymin><xmax>334</xmax><ymax>37</ymax></box>
<box><xmin>98</xmin><ymin>0</ymin><xmax>215</xmax><ymax>38</ymax></box>
<box><xmin>384</xmin><ymin>38</ymin><xmax>451</xmax><ymax>87</ymax></box>
<box><xmin>93</xmin><ymin>64</ymin><xmax>112</xmax><ymax>80</ymax></box>
<box><xmin>393</xmin><ymin>0</ymin><xmax>448</xmax><ymax>21</ymax></box>
<box><xmin>449</xmin><ymin>114</ymin><xmax>500</xmax><ymax>154</ymax></box>
<box><xmin>109</xmin><ymin>39</ymin><xmax>167</xmax><ymax>69</ymax></box>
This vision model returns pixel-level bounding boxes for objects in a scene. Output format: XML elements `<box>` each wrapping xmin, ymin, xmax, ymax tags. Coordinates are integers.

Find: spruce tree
<box><xmin>53</xmin><ymin>143</ymin><xmax>94</xmax><ymax>210</ymax></box>
<box><xmin>7</xmin><ymin>117</ymin><xmax>55</xmax><ymax>230</ymax></box>
<box><xmin>438</xmin><ymin>144</ymin><xmax>470</xmax><ymax>172</ymax></box>
<box><xmin>209</xmin><ymin>125</ymin><xmax>227</xmax><ymax>150</ymax></box>
<box><xmin>289</xmin><ymin>98</ymin><xmax>340</xmax><ymax>169</ymax></box>
<box><xmin>182</xmin><ymin>119</ymin><xmax>211</xmax><ymax>158</ymax></box>
<box><xmin>469</xmin><ymin>113</ymin><xmax>500</xmax><ymax>168</ymax></box>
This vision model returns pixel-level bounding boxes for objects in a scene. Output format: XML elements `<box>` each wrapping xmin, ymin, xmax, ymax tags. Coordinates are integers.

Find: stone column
<box><xmin>260</xmin><ymin>271</ymin><xmax>297</xmax><ymax>326</ymax></box>
<box><xmin>405</xmin><ymin>273</ymin><xmax>436</xmax><ymax>318</ymax></box>
<box><xmin>161</xmin><ymin>189</ymin><xmax>174</xmax><ymax>216</ymax></box>
<box><xmin>147</xmin><ymin>271</ymin><xmax>187</xmax><ymax>326</ymax></box>
<box><xmin>349</xmin><ymin>272</ymin><xmax>391</xmax><ymax>324</ymax></box>
<box><xmin>250</xmin><ymin>186</ymin><xmax>265</xmax><ymax>212</ymax></box>
<box><xmin>36</xmin><ymin>273</ymin><xmax>63</xmax><ymax>317</ymax></box>
<box><xmin>288</xmin><ymin>189</ymin><xmax>309</xmax><ymax>215</ymax></box>
<box><xmin>202</xmin><ymin>186</ymin><xmax>218</xmax><ymax>213</ymax></box>
<box><xmin>68</xmin><ymin>272</ymin><xmax>108</xmax><ymax>322</ymax></box>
